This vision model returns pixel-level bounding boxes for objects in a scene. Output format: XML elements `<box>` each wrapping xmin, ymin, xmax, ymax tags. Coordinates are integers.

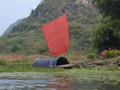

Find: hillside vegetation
<box><xmin>0</xmin><ymin>0</ymin><xmax>101</xmax><ymax>55</ymax></box>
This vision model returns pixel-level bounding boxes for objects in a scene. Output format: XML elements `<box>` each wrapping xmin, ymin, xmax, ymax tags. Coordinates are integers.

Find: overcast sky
<box><xmin>0</xmin><ymin>0</ymin><xmax>41</xmax><ymax>36</ymax></box>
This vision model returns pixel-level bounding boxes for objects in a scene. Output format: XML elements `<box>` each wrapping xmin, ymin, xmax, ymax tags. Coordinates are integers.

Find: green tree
<box><xmin>93</xmin><ymin>0</ymin><xmax>120</xmax><ymax>52</ymax></box>
<box><xmin>94</xmin><ymin>0</ymin><xmax>120</xmax><ymax>18</ymax></box>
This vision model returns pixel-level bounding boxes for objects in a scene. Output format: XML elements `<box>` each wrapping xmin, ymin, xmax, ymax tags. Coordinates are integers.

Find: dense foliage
<box><xmin>0</xmin><ymin>0</ymin><xmax>101</xmax><ymax>55</ymax></box>
<box><xmin>93</xmin><ymin>0</ymin><xmax>120</xmax><ymax>52</ymax></box>
<box><xmin>94</xmin><ymin>0</ymin><xmax>120</xmax><ymax>18</ymax></box>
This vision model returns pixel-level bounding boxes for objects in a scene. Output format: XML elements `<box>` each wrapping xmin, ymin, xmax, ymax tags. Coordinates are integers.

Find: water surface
<box><xmin>0</xmin><ymin>79</ymin><xmax>119</xmax><ymax>90</ymax></box>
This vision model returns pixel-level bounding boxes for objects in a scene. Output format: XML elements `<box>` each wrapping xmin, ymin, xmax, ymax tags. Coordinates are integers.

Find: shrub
<box><xmin>106</xmin><ymin>50</ymin><xmax>120</xmax><ymax>58</ymax></box>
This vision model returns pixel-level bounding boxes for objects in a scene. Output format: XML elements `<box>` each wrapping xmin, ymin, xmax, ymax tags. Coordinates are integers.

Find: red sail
<box><xmin>41</xmin><ymin>14</ymin><xmax>69</xmax><ymax>56</ymax></box>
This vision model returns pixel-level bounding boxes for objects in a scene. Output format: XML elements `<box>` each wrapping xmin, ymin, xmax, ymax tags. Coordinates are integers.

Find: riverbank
<box><xmin>0</xmin><ymin>55</ymin><xmax>120</xmax><ymax>85</ymax></box>
<box><xmin>0</xmin><ymin>68</ymin><xmax>119</xmax><ymax>85</ymax></box>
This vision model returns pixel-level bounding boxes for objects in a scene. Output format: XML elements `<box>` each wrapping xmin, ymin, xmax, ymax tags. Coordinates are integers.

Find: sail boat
<box><xmin>33</xmin><ymin>14</ymin><xmax>73</xmax><ymax>68</ymax></box>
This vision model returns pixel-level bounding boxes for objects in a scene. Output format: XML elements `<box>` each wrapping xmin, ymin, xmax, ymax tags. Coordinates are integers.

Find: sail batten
<box><xmin>44</xmin><ymin>23</ymin><xmax>67</xmax><ymax>35</ymax></box>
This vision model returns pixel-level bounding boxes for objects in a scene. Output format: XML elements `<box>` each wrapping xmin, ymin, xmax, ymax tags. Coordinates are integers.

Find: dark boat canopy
<box><xmin>32</xmin><ymin>57</ymin><xmax>69</xmax><ymax>68</ymax></box>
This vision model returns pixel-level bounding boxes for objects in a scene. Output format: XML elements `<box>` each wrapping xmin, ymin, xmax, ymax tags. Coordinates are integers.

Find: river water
<box><xmin>0</xmin><ymin>79</ymin><xmax>119</xmax><ymax>90</ymax></box>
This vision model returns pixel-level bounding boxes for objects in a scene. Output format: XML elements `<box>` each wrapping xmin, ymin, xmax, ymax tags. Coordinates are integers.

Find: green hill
<box><xmin>4</xmin><ymin>19</ymin><xmax>24</xmax><ymax>34</ymax></box>
<box><xmin>0</xmin><ymin>0</ymin><xmax>101</xmax><ymax>55</ymax></box>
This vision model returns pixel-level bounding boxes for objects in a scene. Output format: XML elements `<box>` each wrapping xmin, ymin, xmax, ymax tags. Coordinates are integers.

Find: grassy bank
<box><xmin>0</xmin><ymin>59</ymin><xmax>66</xmax><ymax>73</ymax></box>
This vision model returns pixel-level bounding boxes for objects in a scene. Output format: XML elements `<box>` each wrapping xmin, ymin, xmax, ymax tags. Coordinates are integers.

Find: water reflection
<box><xmin>0</xmin><ymin>79</ymin><xmax>119</xmax><ymax>90</ymax></box>
<box><xmin>48</xmin><ymin>80</ymin><xmax>70</xmax><ymax>90</ymax></box>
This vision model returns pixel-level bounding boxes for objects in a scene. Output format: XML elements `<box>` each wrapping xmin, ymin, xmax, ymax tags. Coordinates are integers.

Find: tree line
<box><xmin>93</xmin><ymin>0</ymin><xmax>120</xmax><ymax>52</ymax></box>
